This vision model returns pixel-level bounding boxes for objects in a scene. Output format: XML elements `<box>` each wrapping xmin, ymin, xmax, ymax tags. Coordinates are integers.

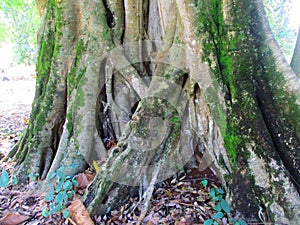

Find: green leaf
<box><xmin>55</xmin><ymin>191</ymin><xmax>68</xmax><ymax>205</ymax></box>
<box><xmin>214</xmin><ymin>211</ymin><xmax>224</xmax><ymax>219</ymax></box>
<box><xmin>214</xmin><ymin>202</ymin><xmax>222</xmax><ymax>212</ymax></box>
<box><xmin>71</xmin><ymin>177</ymin><xmax>78</xmax><ymax>187</ymax></box>
<box><xmin>11</xmin><ymin>176</ymin><xmax>18</xmax><ymax>185</ymax></box>
<box><xmin>56</xmin><ymin>167</ymin><xmax>66</xmax><ymax>180</ymax></box>
<box><xmin>42</xmin><ymin>208</ymin><xmax>49</xmax><ymax>217</ymax></box>
<box><xmin>67</xmin><ymin>190</ymin><xmax>74</xmax><ymax>198</ymax></box>
<box><xmin>201</xmin><ymin>179</ymin><xmax>208</xmax><ymax>188</ymax></box>
<box><xmin>209</xmin><ymin>188</ymin><xmax>216</xmax><ymax>198</ymax></box>
<box><xmin>105</xmin><ymin>207</ymin><xmax>111</xmax><ymax>213</ymax></box>
<box><xmin>220</xmin><ymin>199</ymin><xmax>230</xmax><ymax>213</ymax></box>
<box><xmin>238</xmin><ymin>219</ymin><xmax>248</xmax><ymax>225</ymax></box>
<box><xmin>49</xmin><ymin>203</ymin><xmax>62</xmax><ymax>215</ymax></box>
<box><xmin>212</xmin><ymin>196</ymin><xmax>220</xmax><ymax>201</ymax></box>
<box><xmin>204</xmin><ymin>219</ymin><xmax>214</xmax><ymax>225</ymax></box>
<box><xmin>48</xmin><ymin>172</ymin><xmax>57</xmax><ymax>180</ymax></box>
<box><xmin>63</xmin><ymin>209</ymin><xmax>70</xmax><ymax>218</ymax></box>
<box><xmin>63</xmin><ymin>180</ymin><xmax>73</xmax><ymax>191</ymax></box>
<box><xmin>56</xmin><ymin>180</ymin><xmax>64</xmax><ymax>193</ymax></box>
<box><xmin>45</xmin><ymin>189</ymin><xmax>54</xmax><ymax>202</ymax></box>
<box><xmin>215</xmin><ymin>188</ymin><xmax>224</xmax><ymax>194</ymax></box>
<box><xmin>213</xmin><ymin>221</ymin><xmax>218</xmax><ymax>225</ymax></box>
<box><xmin>0</xmin><ymin>169</ymin><xmax>9</xmax><ymax>188</ymax></box>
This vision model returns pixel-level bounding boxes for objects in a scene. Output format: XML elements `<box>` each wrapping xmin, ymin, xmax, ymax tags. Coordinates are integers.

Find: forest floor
<box><xmin>0</xmin><ymin>79</ymin><xmax>228</xmax><ymax>225</ymax></box>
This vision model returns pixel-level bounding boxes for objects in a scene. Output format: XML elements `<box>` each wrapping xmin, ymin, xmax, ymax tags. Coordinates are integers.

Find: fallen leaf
<box><xmin>23</xmin><ymin>118</ymin><xmax>29</xmax><ymax>125</ymax></box>
<box><xmin>0</xmin><ymin>213</ymin><xmax>30</xmax><ymax>225</ymax></box>
<box><xmin>93</xmin><ymin>161</ymin><xmax>100</xmax><ymax>173</ymax></box>
<box><xmin>85</xmin><ymin>171</ymin><xmax>95</xmax><ymax>181</ymax></box>
<box><xmin>76</xmin><ymin>173</ymin><xmax>90</xmax><ymax>189</ymax></box>
<box><xmin>68</xmin><ymin>199</ymin><xmax>94</xmax><ymax>225</ymax></box>
<box><xmin>165</xmin><ymin>190</ymin><xmax>173</xmax><ymax>197</ymax></box>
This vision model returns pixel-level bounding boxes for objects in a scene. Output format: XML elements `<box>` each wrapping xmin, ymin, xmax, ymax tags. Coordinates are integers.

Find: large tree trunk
<box><xmin>7</xmin><ymin>0</ymin><xmax>300</xmax><ymax>223</ymax></box>
<box><xmin>291</xmin><ymin>27</ymin><xmax>300</xmax><ymax>77</ymax></box>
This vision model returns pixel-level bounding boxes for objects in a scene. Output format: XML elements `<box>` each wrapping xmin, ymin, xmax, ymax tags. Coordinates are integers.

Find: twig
<box><xmin>67</xmin><ymin>217</ymin><xmax>77</xmax><ymax>225</ymax></box>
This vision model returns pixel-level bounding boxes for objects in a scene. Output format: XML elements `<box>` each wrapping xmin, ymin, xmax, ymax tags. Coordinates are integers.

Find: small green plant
<box><xmin>0</xmin><ymin>167</ymin><xmax>18</xmax><ymax>188</ymax></box>
<box><xmin>172</xmin><ymin>116</ymin><xmax>180</xmax><ymax>130</ymax></box>
<box><xmin>201</xmin><ymin>179</ymin><xmax>247</xmax><ymax>225</ymax></box>
<box><xmin>0</xmin><ymin>168</ymin><xmax>9</xmax><ymax>188</ymax></box>
<box><xmin>42</xmin><ymin>166</ymin><xmax>78</xmax><ymax>218</ymax></box>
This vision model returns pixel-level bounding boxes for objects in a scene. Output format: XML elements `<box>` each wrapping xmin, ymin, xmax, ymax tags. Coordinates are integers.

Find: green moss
<box><xmin>195</xmin><ymin>0</ymin><xmax>239</xmax><ymax>167</ymax></box>
<box><xmin>174</xmin><ymin>36</ymin><xmax>183</xmax><ymax>45</ymax></box>
<box><xmin>99</xmin><ymin>11</ymin><xmax>111</xmax><ymax>41</ymax></box>
<box><xmin>31</xmin><ymin>0</ymin><xmax>65</xmax><ymax>136</ymax></box>
<box><xmin>164</xmin><ymin>73</ymin><xmax>171</xmax><ymax>80</ymax></box>
<box><xmin>66</xmin><ymin>109</ymin><xmax>73</xmax><ymax>135</ymax></box>
<box><xmin>33</xmin><ymin>16</ymin><xmax>55</xmax><ymax>135</ymax></box>
<box><xmin>68</xmin><ymin>40</ymin><xmax>87</xmax><ymax>95</ymax></box>
<box><xmin>260</xmin><ymin>47</ymin><xmax>300</xmax><ymax>138</ymax></box>
<box><xmin>194</xmin><ymin>0</ymin><xmax>260</xmax><ymax>170</ymax></box>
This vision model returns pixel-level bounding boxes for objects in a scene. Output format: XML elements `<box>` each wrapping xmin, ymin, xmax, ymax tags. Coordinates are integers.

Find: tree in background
<box><xmin>291</xmin><ymin>27</ymin><xmax>300</xmax><ymax>76</ymax></box>
<box><xmin>0</xmin><ymin>0</ymin><xmax>40</xmax><ymax>65</ymax></box>
<box><xmin>263</xmin><ymin>0</ymin><xmax>298</xmax><ymax>62</ymax></box>
<box><xmin>3</xmin><ymin>0</ymin><xmax>300</xmax><ymax>224</ymax></box>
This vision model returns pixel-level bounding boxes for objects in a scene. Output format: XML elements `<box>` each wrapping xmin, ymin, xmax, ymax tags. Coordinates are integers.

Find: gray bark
<box><xmin>8</xmin><ymin>0</ymin><xmax>300</xmax><ymax>224</ymax></box>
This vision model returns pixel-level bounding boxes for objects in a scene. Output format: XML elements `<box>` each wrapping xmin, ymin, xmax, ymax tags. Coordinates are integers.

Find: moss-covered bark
<box><xmin>9</xmin><ymin>0</ymin><xmax>300</xmax><ymax>223</ymax></box>
<box><xmin>7</xmin><ymin>0</ymin><xmax>65</xmax><ymax>182</ymax></box>
<box><xmin>195</xmin><ymin>0</ymin><xmax>300</xmax><ymax>223</ymax></box>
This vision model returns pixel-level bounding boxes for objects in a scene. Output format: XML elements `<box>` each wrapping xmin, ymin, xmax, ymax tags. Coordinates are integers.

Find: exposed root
<box><xmin>136</xmin><ymin>163</ymin><xmax>160</xmax><ymax>225</ymax></box>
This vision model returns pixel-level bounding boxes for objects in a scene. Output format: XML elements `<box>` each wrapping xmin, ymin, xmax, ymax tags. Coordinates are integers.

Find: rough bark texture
<box><xmin>8</xmin><ymin>0</ymin><xmax>300</xmax><ymax>224</ymax></box>
<box><xmin>291</xmin><ymin>27</ymin><xmax>300</xmax><ymax>77</ymax></box>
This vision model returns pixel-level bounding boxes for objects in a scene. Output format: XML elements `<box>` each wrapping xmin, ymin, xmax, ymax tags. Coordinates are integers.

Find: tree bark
<box><xmin>291</xmin><ymin>27</ymin><xmax>300</xmax><ymax>77</ymax></box>
<box><xmin>7</xmin><ymin>0</ymin><xmax>300</xmax><ymax>224</ymax></box>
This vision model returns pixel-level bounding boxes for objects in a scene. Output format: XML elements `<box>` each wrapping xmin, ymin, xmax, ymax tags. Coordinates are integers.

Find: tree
<box><xmin>262</xmin><ymin>0</ymin><xmax>298</xmax><ymax>62</ymax></box>
<box><xmin>6</xmin><ymin>0</ymin><xmax>300</xmax><ymax>224</ymax></box>
<box><xmin>0</xmin><ymin>0</ymin><xmax>40</xmax><ymax>64</ymax></box>
<box><xmin>291</xmin><ymin>27</ymin><xmax>300</xmax><ymax>77</ymax></box>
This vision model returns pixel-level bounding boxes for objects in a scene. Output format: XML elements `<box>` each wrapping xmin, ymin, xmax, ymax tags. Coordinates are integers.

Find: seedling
<box><xmin>201</xmin><ymin>179</ymin><xmax>247</xmax><ymax>225</ymax></box>
<box><xmin>0</xmin><ymin>167</ymin><xmax>19</xmax><ymax>188</ymax></box>
<box><xmin>0</xmin><ymin>168</ymin><xmax>9</xmax><ymax>188</ymax></box>
<box><xmin>42</xmin><ymin>166</ymin><xmax>78</xmax><ymax>218</ymax></box>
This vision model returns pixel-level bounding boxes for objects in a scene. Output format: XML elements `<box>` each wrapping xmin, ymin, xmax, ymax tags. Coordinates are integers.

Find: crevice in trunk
<box><xmin>102</xmin><ymin>0</ymin><xmax>114</xmax><ymax>28</ymax></box>
<box><xmin>120</xmin><ymin>0</ymin><xmax>125</xmax><ymax>45</ymax></box>
<box><xmin>143</xmin><ymin>0</ymin><xmax>149</xmax><ymax>40</ymax></box>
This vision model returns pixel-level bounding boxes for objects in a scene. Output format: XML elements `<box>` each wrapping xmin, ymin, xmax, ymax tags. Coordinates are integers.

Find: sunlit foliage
<box><xmin>263</xmin><ymin>0</ymin><xmax>298</xmax><ymax>62</ymax></box>
<box><xmin>0</xmin><ymin>0</ymin><xmax>40</xmax><ymax>65</ymax></box>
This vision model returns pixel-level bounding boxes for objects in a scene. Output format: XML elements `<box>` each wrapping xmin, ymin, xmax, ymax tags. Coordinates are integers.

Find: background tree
<box><xmin>291</xmin><ymin>26</ymin><xmax>300</xmax><ymax>76</ymax></box>
<box><xmin>263</xmin><ymin>0</ymin><xmax>299</xmax><ymax>62</ymax></box>
<box><xmin>0</xmin><ymin>0</ymin><xmax>40</xmax><ymax>65</ymax></box>
<box><xmin>5</xmin><ymin>0</ymin><xmax>300</xmax><ymax>224</ymax></box>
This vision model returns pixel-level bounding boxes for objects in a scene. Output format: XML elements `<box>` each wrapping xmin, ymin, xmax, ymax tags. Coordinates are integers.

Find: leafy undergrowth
<box><xmin>0</xmin><ymin>161</ymin><xmax>248</xmax><ymax>225</ymax></box>
<box><xmin>0</xmin><ymin>106</ymin><xmax>247</xmax><ymax>225</ymax></box>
